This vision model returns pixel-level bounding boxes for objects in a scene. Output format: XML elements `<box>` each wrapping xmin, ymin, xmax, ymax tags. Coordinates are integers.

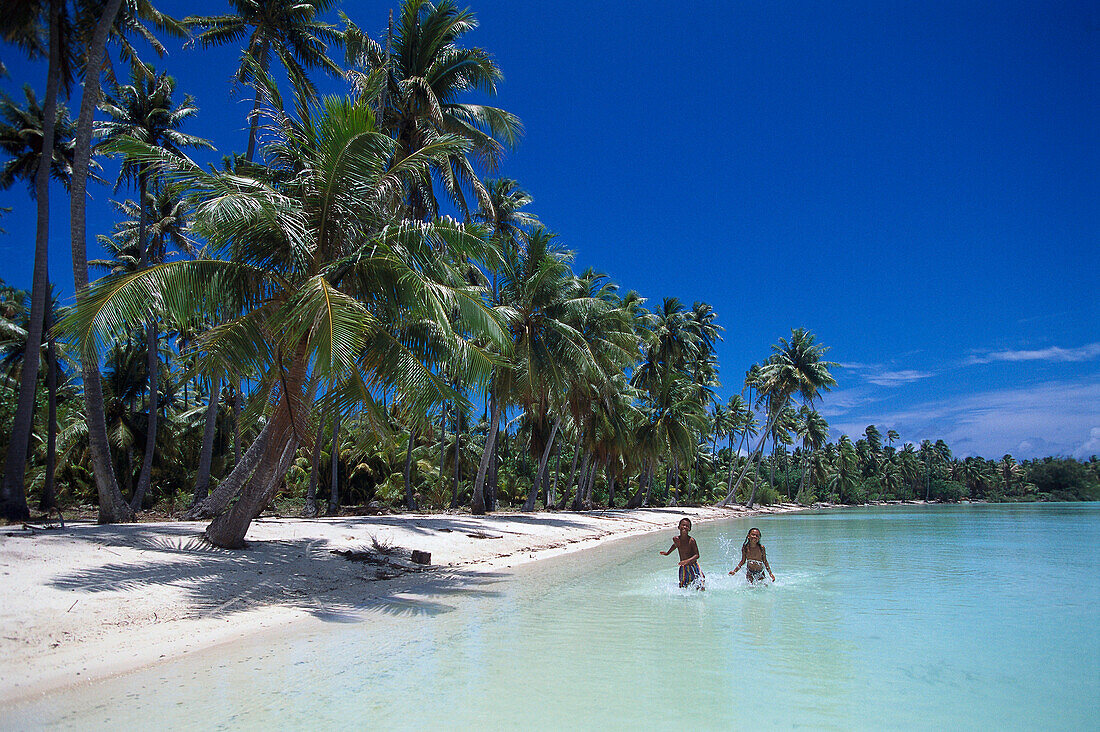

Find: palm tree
<box><xmin>481</xmin><ymin>229</ymin><xmax>611</xmax><ymax>513</ymax></box>
<box><xmin>795</xmin><ymin>406</ymin><xmax>829</xmax><ymax>504</ymax></box>
<box><xmin>474</xmin><ymin>177</ymin><xmax>537</xmax><ymax>507</ymax></box>
<box><xmin>185</xmin><ymin>0</ymin><xmax>342</xmax><ymax>162</ymax></box>
<box><xmin>96</xmin><ymin>68</ymin><xmax>209</xmax><ymax>510</ymax></box>
<box><xmin>722</xmin><ymin>394</ymin><xmax>755</xmax><ymax>502</ymax></box>
<box><xmin>66</xmin><ymin>91</ymin><xmax>507</xmax><ymax>547</ymax></box>
<box><xmin>719</xmin><ymin>328</ymin><xmax>837</xmax><ymax>507</ymax></box>
<box><xmin>0</xmin><ymin>0</ymin><xmax>77</xmax><ymax>520</ymax></box>
<box><xmin>999</xmin><ymin>454</ymin><xmax>1020</xmax><ymax>496</ymax></box>
<box><xmin>360</xmin><ymin>0</ymin><xmax>523</xmax><ymax>221</ymax></box>
<box><xmin>0</xmin><ymin>63</ymin><xmax>78</xmax><ymax>518</ymax></box>
<box><xmin>67</xmin><ymin>0</ymin><xmax>185</xmax><ymax>523</ymax></box>
<box><xmin>830</xmin><ymin>434</ymin><xmax>860</xmax><ymax>503</ymax></box>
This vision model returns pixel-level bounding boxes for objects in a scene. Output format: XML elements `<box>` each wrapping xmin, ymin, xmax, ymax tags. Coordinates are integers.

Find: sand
<box><xmin>0</xmin><ymin>503</ymin><xmax>811</xmax><ymax>705</ymax></box>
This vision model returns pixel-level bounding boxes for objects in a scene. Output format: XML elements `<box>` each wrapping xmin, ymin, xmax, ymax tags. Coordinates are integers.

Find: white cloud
<box><xmin>865</xmin><ymin>369</ymin><xmax>934</xmax><ymax>387</ymax></box>
<box><xmin>826</xmin><ymin>378</ymin><xmax>1100</xmax><ymax>459</ymax></box>
<box><xmin>1076</xmin><ymin>427</ymin><xmax>1100</xmax><ymax>459</ymax></box>
<box><xmin>964</xmin><ymin>342</ymin><xmax>1100</xmax><ymax>365</ymax></box>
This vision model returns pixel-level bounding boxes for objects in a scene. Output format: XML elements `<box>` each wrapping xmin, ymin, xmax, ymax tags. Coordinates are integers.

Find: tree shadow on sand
<box><xmin>46</xmin><ymin>525</ymin><xmax>509</xmax><ymax>623</ymax></box>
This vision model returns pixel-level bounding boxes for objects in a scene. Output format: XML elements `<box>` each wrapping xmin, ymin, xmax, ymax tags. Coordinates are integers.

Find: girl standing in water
<box><xmin>730</xmin><ymin>527</ymin><xmax>775</xmax><ymax>583</ymax></box>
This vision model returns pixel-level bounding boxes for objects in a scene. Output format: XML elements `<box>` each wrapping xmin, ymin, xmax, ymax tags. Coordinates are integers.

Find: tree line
<box><xmin>1</xmin><ymin>1</ymin><xmax>1095</xmax><ymax>545</ymax></box>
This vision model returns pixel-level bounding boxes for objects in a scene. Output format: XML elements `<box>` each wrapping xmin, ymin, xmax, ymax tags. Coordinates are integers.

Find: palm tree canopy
<box><xmin>95</xmin><ymin>64</ymin><xmax>213</xmax><ymax>191</ymax></box>
<box><xmin>185</xmin><ymin>0</ymin><xmax>342</xmax><ymax>94</ymax></box>
<box><xmin>0</xmin><ymin>84</ymin><xmax>92</xmax><ymax>193</ymax></box>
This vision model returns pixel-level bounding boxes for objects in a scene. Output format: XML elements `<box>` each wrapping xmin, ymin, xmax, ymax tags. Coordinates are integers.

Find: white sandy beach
<box><xmin>0</xmin><ymin>503</ymin><xmax>813</xmax><ymax>705</ymax></box>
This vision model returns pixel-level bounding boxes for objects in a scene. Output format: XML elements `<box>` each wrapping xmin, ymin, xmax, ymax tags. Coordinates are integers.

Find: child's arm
<box><xmin>729</xmin><ymin>545</ymin><xmax>746</xmax><ymax>575</ymax></box>
<box><xmin>762</xmin><ymin>546</ymin><xmax>776</xmax><ymax>581</ymax></box>
<box><xmin>659</xmin><ymin>538</ymin><xmax>677</xmax><ymax>556</ymax></box>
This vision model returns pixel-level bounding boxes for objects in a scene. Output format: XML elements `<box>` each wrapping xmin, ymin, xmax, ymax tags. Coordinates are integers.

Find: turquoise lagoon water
<box><xmin>8</xmin><ymin>503</ymin><xmax>1100</xmax><ymax>730</ymax></box>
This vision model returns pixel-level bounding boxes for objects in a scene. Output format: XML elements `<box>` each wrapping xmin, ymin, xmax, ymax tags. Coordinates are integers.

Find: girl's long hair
<box><xmin>742</xmin><ymin>527</ymin><xmax>764</xmax><ymax>552</ymax></box>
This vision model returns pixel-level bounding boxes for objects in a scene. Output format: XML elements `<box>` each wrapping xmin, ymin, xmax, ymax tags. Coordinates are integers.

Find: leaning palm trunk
<box><xmin>470</xmin><ymin>397</ymin><xmax>501</xmax><ymax>515</ymax></box>
<box><xmin>747</xmin><ymin>441</ymin><xmax>766</xmax><ymax>508</ymax></box>
<box><xmin>717</xmin><ymin>410</ymin><xmax>778</xmax><ymax>507</ymax></box>
<box><xmin>624</xmin><ymin>459</ymin><xmax>648</xmax><ymax>509</ymax></box>
<box><xmin>523</xmin><ymin>416</ymin><xmax>560</xmax><ymax>512</ymax></box>
<box><xmin>642</xmin><ymin>461</ymin><xmax>655</xmax><ymax>506</ymax></box>
<box><xmin>302</xmin><ymin>419</ymin><xmax>323</xmax><ymax>517</ymax></box>
<box><xmin>191</xmin><ymin>375</ymin><xmax>221</xmax><ymax>506</ymax></box>
<box><xmin>549</xmin><ymin>440</ymin><xmax>562</xmax><ymax>506</ymax></box>
<box><xmin>670</xmin><ymin>457</ymin><xmax>681</xmax><ymax>506</ymax></box>
<box><xmin>569</xmin><ymin>454</ymin><xmax>591</xmax><ymax>510</ymax></box>
<box><xmin>186</xmin><ymin>416</ymin><xmax>273</xmax><ymax>519</ymax></box>
<box><xmin>232</xmin><ymin>384</ymin><xmax>242</xmax><ymax>466</ymax></box>
<box><xmin>70</xmin><ymin>0</ymin><xmax>132</xmax><ymax>523</ymax></box>
<box><xmin>1</xmin><ymin>0</ymin><xmax>61</xmax><ymax>521</ymax></box>
<box><xmin>552</xmin><ymin>436</ymin><xmax>580</xmax><ymax>510</ymax></box>
<box><xmin>403</xmin><ymin>427</ymin><xmax>418</xmax><ymax>510</ymax></box>
<box><xmin>205</xmin><ymin>358</ymin><xmax>310</xmax><ymax>548</ymax></box>
<box><xmin>583</xmin><ymin>459</ymin><xmax>602</xmax><ymax>506</ymax></box>
<box><xmin>327</xmin><ymin>411</ymin><xmax>341</xmax><ymax>515</ymax></box>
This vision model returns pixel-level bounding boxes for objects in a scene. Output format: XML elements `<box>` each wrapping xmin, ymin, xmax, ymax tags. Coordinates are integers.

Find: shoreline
<box><xmin>0</xmin><ymin>501</ymin><xmax>922</xmax><ymax>706</ymax></box>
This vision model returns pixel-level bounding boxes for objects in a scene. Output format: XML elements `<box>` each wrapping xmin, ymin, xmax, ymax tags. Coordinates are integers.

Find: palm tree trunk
<box><xmin>232</xmin><ymin>383</ymin><xmax>242</xmax><ymax>466</ymax></box>
<box><xmin>244</xmin><ymin>41</ymin><xmax>269</xmax><ymax>163</ymax></box>
<box><xmin>470</xmin><ymin>396</ymin><xmax>501</xmax><ymax>515</ymax></box>
<box><xmin>438</xmin><ymin>403</ymin><xmax>449</xmax><ymax>504</ymax></box>
<box><xmin>670</xmin><ymin>457</ymin><xmax>681</xmax><ymax>506</ymax></box>
<box><xmin>550</xmin><ymin>438</ymin><xmax>562</xmax><ymax>506</ymax></box>
<box><xmin>717</xmin><ymin>410</ymin><xmax>778</xmax><ymax>507</ymax></box>
<box><xmin>450</xmin><ymin>411</ymin><xmax>461</xmax><ymax>509</ymax></box>
<box><xmin>725</xmin><ymin>434</ymin><xmax>736</xmax><ymax>501</ymax></box>
<box><xmin>747</xmin><ymin>439</ymin><xmax>767</xmax><ymax>508</ymax></box>
<box><xmin>131</xmin><ymin>316</ymin><xmax>158</xmax><ymax>512</ymax></box>
<box><xmin>583</xmin><ymin>459</ymin><xmax>598</xmax><ymax>506</ymax></box>
<box><xmin>302</xmin><ymin>418</ymin><xmax>323</xmax><ymax>517</ymax></box>
<box><xmin>607</xmin><ymin>469</ymin><xmax>616</xmax><ymax>508</ymax></box>
<box><xmin>205</xmin><ymin>354</ymin><xmax>310</xmax><ymax>548</ymax></box>
<box><xmin>571</xmin><ymin>454</ymin><xmax>592</xmax><ymax>511</ymax></box>
<box><xmin>569</xmin><ymin>459</ymin><xmax>586</xmax><ymax>511</ymax></box>
<box><xmin>403</xmin><ymin>426</ymin><xmax>418</xmax><ymax>510</ymax></box>
<box><xmin>642</xmin><ymin>461</ymin><xmax>655</xmax><ymax>506</ymax></box>
<box><xmin>487</xmin><ymin>435</ymin><xmax>498</xmax><ymax>511</ymax></box>
<box><xmin>186</xmin><ymin>416</ymin><xmax>273</xmax><ymax>520</ymax></box>
<box><xmin>39</xmin><ymin>299</ymin><xmax>59</xmax><ymax>513</ymax></box>
<box><xmin>555</xmin><ymin>432</ymin><xmax>582</xmax><ymax>509</ymax></box>
<box><xmin>70</xmin><ymin>0</ymin><xmax>132</xmax><ymax>523</ymax></box>
<box><xmin>1</xmin><ymin>0</ymin><xmax>61</xmax><ymax>521</ymax></box>
<box><xmin>523</xmin><ymin>415</ymin><xmax>559</xmax><ymax>512</ymax></box>
<box><xmin>191</xmin><ymin>375</ymin><xmax>221</xmax><ymax>506</ymax></box>
<box><xmin>327</xmin><ymin>411</ymin><xmax>341</xmax><ymax>515</ymax></box>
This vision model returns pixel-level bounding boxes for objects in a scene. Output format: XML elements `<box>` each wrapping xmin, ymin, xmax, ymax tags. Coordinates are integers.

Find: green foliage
<box><xmin>1024</xmin><ymin>458</ymin><xmax>1100</xmax><ymax>501</ymax></box>
<box><xmin>929</xmin><ymin>478</ymin><xmax>967</xmax><ymax>502</ymax></box>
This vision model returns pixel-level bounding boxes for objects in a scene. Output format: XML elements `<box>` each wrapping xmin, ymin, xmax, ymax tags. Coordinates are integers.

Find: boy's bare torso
<box><xmin>674</xmin><ymin>536</ymin><xmax>699</xmax><ymax>561</ymax></box>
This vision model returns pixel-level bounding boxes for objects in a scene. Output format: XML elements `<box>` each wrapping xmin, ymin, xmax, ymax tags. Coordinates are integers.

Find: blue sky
<box><xmin>1</xmin><ymin>0</ymin><xmax>1097</xmax><ymax>459</ymax></box>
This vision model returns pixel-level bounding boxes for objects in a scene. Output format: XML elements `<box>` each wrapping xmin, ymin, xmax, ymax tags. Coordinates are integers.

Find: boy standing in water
<box><xmin>660</xmin><ymin>517</ymin><xmax>705</xmax><ymax>590</ymax></box>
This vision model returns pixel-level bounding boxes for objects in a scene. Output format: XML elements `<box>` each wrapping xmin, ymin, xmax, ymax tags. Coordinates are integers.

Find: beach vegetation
<box><xmin>0</xmin><ymin>2</ymin><xmax>1095</xmax><ymax>534</ymax></box>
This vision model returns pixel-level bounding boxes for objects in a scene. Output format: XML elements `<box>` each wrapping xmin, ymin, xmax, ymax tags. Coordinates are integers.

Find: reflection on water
<box><xmin>7</xmin><ymin>504</ymin><xmax>1100</xmax><ymax>730</ymax></box>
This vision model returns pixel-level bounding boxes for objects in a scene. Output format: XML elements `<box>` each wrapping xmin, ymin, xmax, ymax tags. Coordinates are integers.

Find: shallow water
<box><xmin>8</xmin><ymin>503</ymin><xmax>1100</xmax><ymax>730</ymax></box>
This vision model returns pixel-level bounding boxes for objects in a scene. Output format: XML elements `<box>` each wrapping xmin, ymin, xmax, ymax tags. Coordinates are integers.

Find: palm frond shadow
<box><xmin>47</xmin><ymin>527</ymin><xmax>509</xmax><ymax>622</ymax></box>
